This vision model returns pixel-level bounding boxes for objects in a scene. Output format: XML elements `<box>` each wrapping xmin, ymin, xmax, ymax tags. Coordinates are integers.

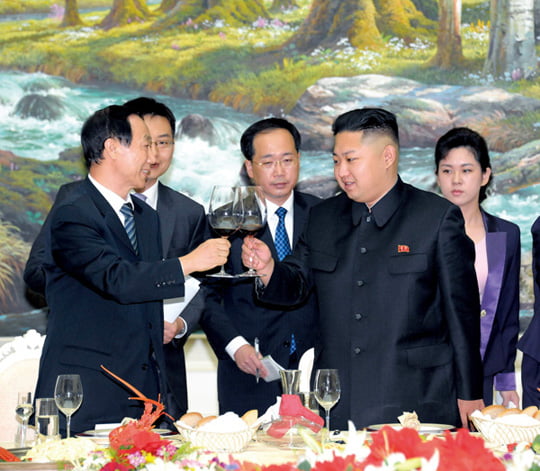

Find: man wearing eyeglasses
<box><xmin>123</xmin><ymin>97</ymin><xmax>210</xmax><ymax>422</ymax></box>
<box><xmin>200</xmin><ymin>118</ymin><xmax>321</xmax><ymax>416</ymax></box>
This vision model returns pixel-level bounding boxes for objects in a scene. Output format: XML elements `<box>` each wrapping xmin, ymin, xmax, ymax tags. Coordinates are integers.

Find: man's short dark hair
<box><xmin>240</xmin><ymin>117</ymin><xmax>301</xmax><ymax>161</ymax></box>
<box><xmin>332</xmin><ymin>108</ymin><xmax>399</xmax><ymax>146</ymax></box>
<box><xmin>81</xmin><ymin>105</ymin><xmax>133</xmax><ymax>169</ymax></box>
<box><xmin>124</xmin><ymin>96</ymin><xmax>176</xmax><ymax>135</ymax></box>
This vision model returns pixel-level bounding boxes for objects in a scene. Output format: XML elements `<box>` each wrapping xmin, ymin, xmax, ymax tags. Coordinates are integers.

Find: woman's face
<box><xmin>436</xmin><ymin>146</ymin><xmax>491</xmax><ymax>210</ymax></box>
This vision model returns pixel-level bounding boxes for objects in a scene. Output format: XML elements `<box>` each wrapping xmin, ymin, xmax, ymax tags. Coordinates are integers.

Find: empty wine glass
<box><xmin>15</xmin><ymin>392</ymin><xmax>33</xmax><ymax>447</ymax></box>
<box><xmin>207</xmin><ymin>185</ymin><xmax>241</xmax><ymax>278</ymax></box>
<box><xmin>236</xmin><ymin>186</ymin><xmax>267</xmax><ymax>277</ymax></box>
<box><xmin>54</xmin><ymin>374</ymin><xmax>83</xmax><ymax>438</ymax></box>
<box><xmin>314</xmin><ymin>369</ymin><xmax>341</xmax><ymax>432</ymax></box>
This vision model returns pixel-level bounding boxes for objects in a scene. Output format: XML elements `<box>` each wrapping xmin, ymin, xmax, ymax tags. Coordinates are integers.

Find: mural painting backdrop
<box><xmin>0</xmin><ymin>0</ymin><xmax>538</xmax><ymax>334</ymax></box>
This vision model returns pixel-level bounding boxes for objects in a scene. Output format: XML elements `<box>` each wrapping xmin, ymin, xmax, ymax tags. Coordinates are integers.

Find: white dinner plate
<box><xmin>366</xmin><ymin>423</ymin><xmax>456</xmax><ymax>433</ymax></box>
<box><xmin>78</xmin><ymin>428</ymin><xmax>174</xmax><ymax>438</ymax></box>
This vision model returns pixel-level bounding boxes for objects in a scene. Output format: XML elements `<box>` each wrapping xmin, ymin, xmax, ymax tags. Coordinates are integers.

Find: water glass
<box><xmin>36</xmin><ymin>398</ymin><xmax>60</xmax><ymax>442</ymax></box>
<box><xmin>280</xmin><ymin>369</ymin><xmax>301</xmax><ymax>395</ymax></box>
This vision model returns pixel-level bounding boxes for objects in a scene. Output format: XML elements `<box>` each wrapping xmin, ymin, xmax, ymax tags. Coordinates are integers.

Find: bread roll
<box><xmin>179</xmin><ymin>411</ymin><xmax>203</xmax><ymax>427</ymax></box>
<box><xmin>481</xmin><ymin>404</ymin><xmax>506</xmax><ymax>419</ymax></box>
<box><xmin>522</xmin><ymin>405</ymin><xmax>539</xmax><ymax>417</ymax></box>
<box><xmin>241</xmin><ymin>409</ymin><xmax>258</xmax><ymax>426</ymax></box>
<box><xmin>197</xmin><ymin>415</ymin><xmax>217</xmax><ymax>428</ymax></box>
<box><xmin>497</xmin><ymin>408</ymin><xmax>522</xmax><ymax>417</ymax></box>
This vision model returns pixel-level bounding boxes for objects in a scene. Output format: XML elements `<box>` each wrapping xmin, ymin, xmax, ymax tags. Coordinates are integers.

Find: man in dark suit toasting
<box><xmin>243</xmin><ymin>108</ymin><xmax>485</xmax><ymax>429</ymax></box>
<box><xmin>25</xmin><ymin>97</ymin><xmax>212</xmax><ymax>423</ymax></box>
<box><xmin>201</xmin><ymin>118</ymin><xmax>320</xmax><ymax>415</ymax></box>
<box><xmin>32</xmin><ymin>104</ymin><xmax>229</xmax><ymax>435</ymax></box>
<box><xmin>123</xmin><ymin>97</ymin><xmax>209</xmax><ymax>419</ymax></box>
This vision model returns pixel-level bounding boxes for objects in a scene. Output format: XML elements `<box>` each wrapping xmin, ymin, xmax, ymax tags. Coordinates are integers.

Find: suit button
<box><xmin>480</xmin><ymin>309</ymin><xmax>487</xmax><ymax>317</ymax></box>
<box><xmin>141</xmin><ymin>363</ymin><xmax>149</xmax><ymax>371</ymax></box>
<box><xmin>357</xmin><ymin>280</ymin><xmax>365</xmax><ymax>287</ymax></box>
<box><xmin>148</xmin><ymin>322</ymin><xmax>153</xmax><ymax>329</ymax></box>
<box><xmin>283</xmin><ymin>340</ymin><xmax>291</xmax><ymax>348</ymax></box>
<box><xmin>354</xmin><ymin>347</ymin><xmax>362</xmax><ymax>355</ymax></box>
<box><xmin>355</xmin><ymin>313</ymin><xmax>362</xmax><ymax>320</ymax></box>
<box><xmin>360</xmin><ymin>247</ymin><xmax>367</xmax><ymax>254</ymax></box>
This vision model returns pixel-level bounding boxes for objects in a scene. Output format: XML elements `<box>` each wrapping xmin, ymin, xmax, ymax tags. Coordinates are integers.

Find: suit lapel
<box><xmin>292</xmin><ymin>191</ymin><xmax>309</xmax><ymax>247</ymax></box>
<box><xmin>156</xmin><ymin>183</ymin><xmax>175</xmax><ymax>256</ymax></box>
<box><xmin>84</xmin><ymin>179</ymin><xmax>135</xmax><ymax>255</ymax></box>
<box><xmin>481</xmin><ymin>213</ymin><xmax>507</xmax><ymax>350</ymax></box>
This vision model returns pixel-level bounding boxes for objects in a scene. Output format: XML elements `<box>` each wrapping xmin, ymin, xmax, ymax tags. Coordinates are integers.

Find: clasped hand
<box><xmin>180</xmin><ymin>238</ymin><xmax>231</xmax><ymax>276</ymax></box>
<box><xmin>234</xmin><ymin>344</ymin><xmax>268</xmax><ymax>378</ymax></box>
<box><xmin>241</xmin><ymin>237</ymin><xmax>274</xmax><ymax>281</ymax></box>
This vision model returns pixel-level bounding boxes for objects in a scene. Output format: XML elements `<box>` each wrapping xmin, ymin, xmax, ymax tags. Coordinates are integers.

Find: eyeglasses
<box><xmin>253</xmin><ymin>157</ymin><xmax>298</xmax><ymax>170</ymax></box>
<box><xmin>151</xmin><ymin>139</ymin><xmax>174</xmax><ymax>149</ymax></box>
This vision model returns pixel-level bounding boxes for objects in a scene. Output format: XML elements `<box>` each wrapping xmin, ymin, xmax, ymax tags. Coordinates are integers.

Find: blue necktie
<box><xmin>120</xmin><ymin>203</ymin><xmax>138</xmax><ymax>254</ymax></box>
<box><xmin>275</xmin><ymin>207</ymin><xmax>291</xmax><ymax>261</ymax></box>
<box><xmin>275</xmin><ymin>207</ymin><xmax>296</xmax><ymax>356</ymax></box>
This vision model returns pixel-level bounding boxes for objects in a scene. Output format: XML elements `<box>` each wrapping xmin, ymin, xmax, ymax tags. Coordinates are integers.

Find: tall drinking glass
<box><xmin>54</xmin><ymin>374</ymin><xmax>83</xmax><ymax>438</ymax></box>
<box><xmin>207</xmin><ymin>185</ymin><xmax>241</xmax><ymax>278</ymax></box>
<box><xmin>15</xmin><ymin>392</ymin><xmax>33</xmax><ymax>447</ymax></box>
<box><xmin>313</xmin><ymin>369</ymin><xmax>341</xmax><ymax>431</ymax></box>
<box><xmin>236</xmin><ymin>186</ymin><xmax>267</xmax><ymax>277</ymax></box>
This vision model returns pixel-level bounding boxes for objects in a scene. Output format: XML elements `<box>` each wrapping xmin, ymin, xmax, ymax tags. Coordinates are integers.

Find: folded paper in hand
<box><xmin>163</xmin><ymin>276</ymin><xmax>200</xmax><ymax>323</ymax></box>
<box><xmin>260</xmin><ymin>355</ymin><xmax>284</xmax><ymax>382</ymax></box>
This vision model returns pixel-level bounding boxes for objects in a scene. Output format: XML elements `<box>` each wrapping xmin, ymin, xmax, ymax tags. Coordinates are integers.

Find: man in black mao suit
<box><xmin>243</xmin><ymin>109</ymin><xmax>484</xmax><ymax>430</ymax></box>
<box><xmin>518</xmin><ymin>216</ymin><xmax>540</xmax><ymax>407</ymax></box>
<box><xmin>200</xmin><ymin>118</ymin><xmax>320</xmax><ymax>415</ymax></box>
<box><xmin>32</xmin><ymin>105</ymin><xmax>229</xmax><ymax>435</ymax></box>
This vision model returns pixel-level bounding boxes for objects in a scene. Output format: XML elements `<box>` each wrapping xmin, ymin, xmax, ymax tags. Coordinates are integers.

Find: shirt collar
<box><xmin>88</xmin><ymin>174</ymin><xmax>132</xmax><ymax>214</ymax></box>
<box><xmin>135</xmin><ymin>181</ymin><xmax>159</xmax><ymax>210</ymax></box>
<box><xmin>351</xmin><ymin>177</ymin><xmax>404</xmax><ymax>227</ymax></box>
<box><xmin>266</xmin><ymin>192</ymin><xmax>294</xmax><ymax>218</ymax></box>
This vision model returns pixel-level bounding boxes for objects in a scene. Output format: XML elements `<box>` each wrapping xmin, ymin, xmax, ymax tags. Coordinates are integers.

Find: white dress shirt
<box><xmin>225</xmin><ymin>192</ymin><xmax>295</xmax><ymax>360</ymax></box>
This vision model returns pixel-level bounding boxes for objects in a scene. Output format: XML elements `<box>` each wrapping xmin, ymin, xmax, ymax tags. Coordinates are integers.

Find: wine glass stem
<box><xmin>20</xmin><ymin>420</ymin><xmax>27</xmax><ymax>446</ymax></box>
<box><xmin>326</xmin><ymin>408</ymin><xmax>331</xmax><ymax>431</ymax></box>
<box><xmin>66</xmin><ymin>414</ymin><xmax>71</xmax><ymax>438</ymax></box>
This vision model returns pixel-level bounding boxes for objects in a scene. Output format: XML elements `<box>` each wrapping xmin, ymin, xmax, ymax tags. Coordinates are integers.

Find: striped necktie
<box><xmin>274</xmin><ymin>207</ymin><xmax>291</xmax><ymax>261</ymax></box>
<box><xmin>120</xmin><ymin>203</ymin><xmax>138</xmax><ymax>254</ymax></box>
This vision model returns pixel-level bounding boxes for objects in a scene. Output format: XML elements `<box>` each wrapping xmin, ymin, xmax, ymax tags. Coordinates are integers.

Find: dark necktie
<box><xmin>274</xmin><ymin>207</ymin><xmax>291</xmax><ymax>261</ymax></box>
<box><xmin>275</xmin><ymin>207</ymin><xmax>296</xmax><ymax>357</ymax></box>
<box><xmin>120</xmin><ymin>203</ymin><xmax>138</xmax><ymax>254</ymax></box>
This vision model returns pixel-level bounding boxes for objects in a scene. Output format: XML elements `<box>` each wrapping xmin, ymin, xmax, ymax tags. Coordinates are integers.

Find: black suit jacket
<box><xmin>25</xmin><ymin>180</ymin><xmax>209</xmax><ymax>420</ymax></box>
<box><xmin>518</xmin><ymin>216</ymin><xmax>540</xmax><ymax>361</ymax></box>
<box><xmin>260</xmin><ymin>179</ymin><xmax>484</xmax><ymax>429</ymax></box>
<box><xmin>200</xmin><ymin>191</ymin><xmax>320</xmax><ymax>415</ymax></box>
<box><xmin>480</xmin><ymin>211</ymin><xmax>520</xmax><ymax>402</ymax></box>
<box><xmin>156</xmin><ymin>182</ymin><xmax>209</xmax><ymax>417</ymax></box>
<box><xmin>34</xmin><ymin>178</ymin><xmax>186</xmax><ymax>434</ymax></box>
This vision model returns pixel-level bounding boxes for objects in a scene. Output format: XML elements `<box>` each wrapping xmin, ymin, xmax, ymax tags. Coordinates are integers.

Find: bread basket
<box><xmin>470</xmin><ymin>416</ymin><xmax>540</xmax><ymax>445</ymax></box>
<box><xmin>174</xmin><ymin>421</ymin><xmax>256</xmax><ymax>452</ymax></box>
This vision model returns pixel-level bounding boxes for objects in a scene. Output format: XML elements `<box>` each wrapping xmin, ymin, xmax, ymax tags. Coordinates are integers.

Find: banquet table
<box><xmin>0</xmin><ymin>432</ymin><xmax>304</xmax><ymax>470</ymax></box>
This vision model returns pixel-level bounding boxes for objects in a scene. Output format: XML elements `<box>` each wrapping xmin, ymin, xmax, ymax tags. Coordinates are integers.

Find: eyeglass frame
<box><xmin>252</xmin><ymin>155</ymin><xmax>298</xmax><ymax>170</ymax></box>
<box><xmin>151</xmin><ymin>139</ymin><xmax>174</xmax><ymax>149</ymax></box>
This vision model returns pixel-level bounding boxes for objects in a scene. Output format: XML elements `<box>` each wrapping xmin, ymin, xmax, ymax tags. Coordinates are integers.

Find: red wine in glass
<box><xmin>207</xmin><ymin>186</ymin><xmax>240</xmax><ymax>278</ymax></box>
<box><xmin>237</xmin><ymin>186</ymin><xmax>267</xmax><ymax>278</ymax></box>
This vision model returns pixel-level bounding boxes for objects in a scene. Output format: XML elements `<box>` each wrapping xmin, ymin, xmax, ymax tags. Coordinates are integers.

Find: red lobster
<box><xmin>101</xmin><ymin>365</ymin><xmax>174</xmax><ymax>451</ymax></box>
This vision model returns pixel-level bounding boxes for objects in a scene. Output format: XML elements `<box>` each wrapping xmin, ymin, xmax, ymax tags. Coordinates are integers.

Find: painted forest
<box><xmin>0</xmin><ymin>0</ymin><xmax>539</xmax><ymax>330</ymax></box>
